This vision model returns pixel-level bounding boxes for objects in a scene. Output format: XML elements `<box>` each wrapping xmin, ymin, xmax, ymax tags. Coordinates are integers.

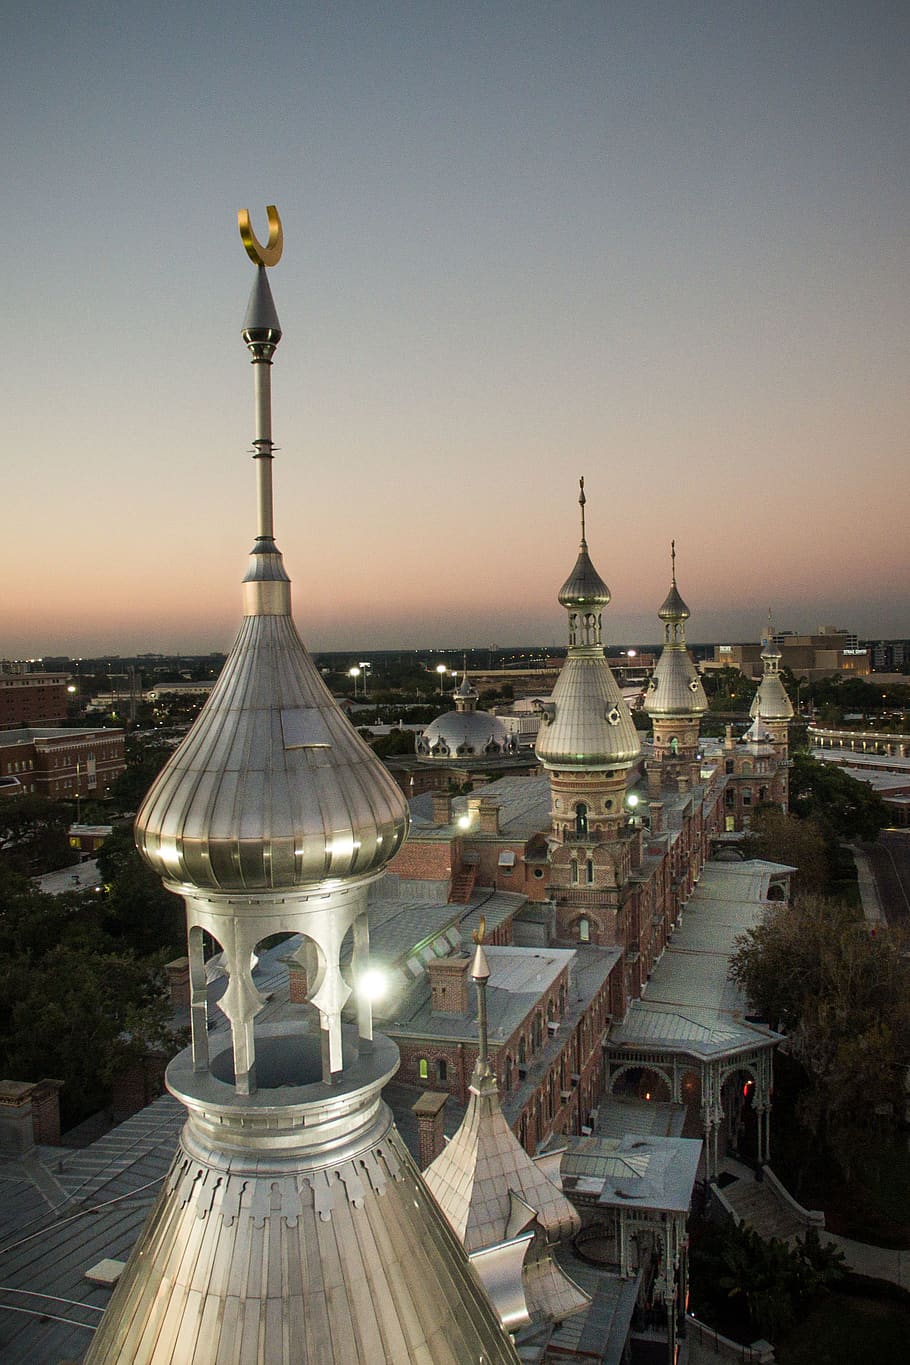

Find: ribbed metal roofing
<box><xmin>557</xmin><ymin>544</ymin><xmax>611</xmax><ymax>609</ymax></box>
<box><xmin>644</xmin><ymin>649</ymin><xmax>707</xmax><ymax>718</ymax></box>
<box><xmin>644</xmin><ymin>548</ymin><xmax>707</xmax><ymax>718</ymax></box>
<box><xmin>538</xmin><ymin>481</ymin><xmax>639</xmax><ymax>770</ymax></box>
<box><xmin>749</xmin><ymin>673</ymin><xmax>793</xmax><ymax>722</ymax></box>
<box><xmin>657</xmin><ymin>580</ymin><xmax>690</xmax><ymax>623</ymax></box>
<box><xmin>85</xmin><ymin>1101</ymin><xmax>519</xmax><ymax>1364</ymax></box>
<box><xmin>417</xmin><ymin>708</ymin><xmax>515</xmax><ymax>759</ymax></box>
<box><xmin>136</xmin><ymin>613</ymin><xmax>409</xmax><ymax>891</ymax></box>
<box><xmin>536</xmin><ymin>655</ymin><xmax>640</xmax><ymax>769</ymax></box>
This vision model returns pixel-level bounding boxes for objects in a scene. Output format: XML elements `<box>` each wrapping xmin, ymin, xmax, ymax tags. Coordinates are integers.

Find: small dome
<box><xmin>416</xmin><ymin>709</ymin><xmax>516</xmax><ymax>759</ymax></box>
<box><xmin>658</xmin><ymin>581</ymin><xmax>690</xmax><ymax>623</ymax></box>
<box><xmin>557</xmin><ymin>546</ymin><xmax>611</xmax><ymax>610</ymax></box>
<box><xmin>761</xmin><ymin>637</ymin><xmax>782</xmax><ymax>662</ymax></box>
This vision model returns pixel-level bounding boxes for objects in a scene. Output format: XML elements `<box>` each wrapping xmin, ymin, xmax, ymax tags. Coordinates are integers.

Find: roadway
<box><xmin>861</xmin><ymin>830</ymin><xmax>910</xmax><ymax>927</ymax></box>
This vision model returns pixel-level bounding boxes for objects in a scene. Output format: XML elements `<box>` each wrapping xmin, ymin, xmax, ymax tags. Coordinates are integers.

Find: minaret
<box><xmin>749</xmin><ymin>613</ymin><xmax>794</xmax><ymax>755</ymax></box>
<box><xmin>643</xmin><ymin>541</ymin><xmax>707</xmax><ymax>794</ymax></box>
<box><xmin>423</xmin><ymin>924</ymin><xmax>588</xmax><ymax>1336</ymax></box>
<box><xmin>535</xmin><ymin>480</ymin><xmax>640</xmax><ymax>945</ymax></box>
<box><xmin>453</xmin><ymin>659</ymin><xmax>479</xmax><ymax>714</ymax></box>
<box><xmin>85</xmin><ymin>209</ymin><xmax>517</xmax><ymax>1365</ymax></box>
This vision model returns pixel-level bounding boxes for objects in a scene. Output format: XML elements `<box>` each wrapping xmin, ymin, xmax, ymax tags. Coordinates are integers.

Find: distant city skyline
<box><xmin>4</xmin><ymin>4</ymin><xmax>908</xmax><ymax>657</ymax></box>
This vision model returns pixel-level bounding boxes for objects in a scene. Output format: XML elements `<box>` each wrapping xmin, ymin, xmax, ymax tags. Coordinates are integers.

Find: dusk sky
<box><xmin>4</xmin><ymin>2</ymin><xmax>908</xmax><ymax>656</ymax></box>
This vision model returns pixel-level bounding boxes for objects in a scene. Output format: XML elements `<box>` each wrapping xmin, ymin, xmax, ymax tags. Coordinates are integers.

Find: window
<box><xmin>571</xmin><ymin>859</ymin><xmax>579</xmax><ymax>884</ymax></box>
<box><xmin>436</xmin><ymin>1059</ymin><xmax>448</xmax><ymax>1084</ymax></box>
<box><xmin>586</xmin><ymin>859</ymin><xmax>594</xmax><ymax>885</ymax></box>
<box><xmin>725</xmin><ymin>760</ymin><xmax>734</xmax><ymax>775</ymax></box>
<box><xmin>418</xmin><ymin>1059</ymin><xmax>428</xmax><ymax>1080</ymax></box>
<box><xmin>578</xmin><ymin>917</ymin><xmax>590</xmax><ymax>943</ymax></box>
<box><xmin>575</xmin><ymin>803</ymin><xmax>588</xmax><ymax>838</ymax></box>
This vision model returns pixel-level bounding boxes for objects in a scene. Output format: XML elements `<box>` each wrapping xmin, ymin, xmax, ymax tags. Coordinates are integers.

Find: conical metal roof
<box><xmin>749</xmin><ymin>672</ymin><xmax>794</xmax><ymax>722</ymax></box>
<box><xmin>423</xmin><ymin>951</ymin><xmax>587</xmax><ymax>1332</ymax></box>
<box><xmin>84</xmin><ymin>1033</ymin><xmax>518</xmax><ymax>1365</ymax></box>
<box><xmin>645</xmin><ymin>543</ymin><xmax>706</xmax><ymax>717</ymax></box>
<box><xmin>538</xmin><ymin>480</ymin><xmax>639</xmax><ymax>770</ymax></box>
<box><xmin>644</xmin><ymin>648</ymin><xmax>707</xmax><ymax>717</ymax></box>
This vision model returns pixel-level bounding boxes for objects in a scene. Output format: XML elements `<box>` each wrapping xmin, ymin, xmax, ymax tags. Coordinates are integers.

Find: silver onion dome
<box><xmin>645</xmin><ymin>542</ymin><xmax>707</xmax><ymax>717</ymax></box>
<box><xmin>135</xmin><ymin>266</ymin><xmax>408</xmax><ymax>894</ymax></box>
<box><xmin>136</xmin><ymin>621</ymin><xmax>409</xmax><ymax>890</ymax></box>
<box><xmin>537</xmin><ymin>479</ymin><xmax>640</xmax><ymax>771</ymax></box>
<box><xmin>749</xmin><ymin>614</ymin><xmax>793</xmax><ymax>723</ymax></box>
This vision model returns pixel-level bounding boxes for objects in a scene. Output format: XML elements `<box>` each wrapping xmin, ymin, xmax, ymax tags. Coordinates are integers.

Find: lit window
<box><xmin>579</xmin><ymin>917</ymin><xmax>590</xmax><ymax>943</ymax></box>
<box><xmin>418</xmin><ymin>1059</ymin><xmax>428</xmax><ymax>1080</ymax></box>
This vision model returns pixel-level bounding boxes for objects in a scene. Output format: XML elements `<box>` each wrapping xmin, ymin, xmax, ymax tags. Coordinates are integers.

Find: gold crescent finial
<box><xmin>578</xmin><ymin>476</ymin><xmax>587</xmax><ymax>543</ymax></box>
<box><xmin>238</xmin><ymin>205</ymin><xmax>283</xmax><ymax>267</ymax></box>
<box><xmin>472</xmin><ymin>915</ymin><xmax>486</xmax><ymax>946</ymax></box>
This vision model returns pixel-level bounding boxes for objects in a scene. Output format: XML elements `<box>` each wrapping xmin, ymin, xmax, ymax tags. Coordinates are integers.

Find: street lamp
<box><xmin>436</xmin><ymin>663</ymin><xmax>448</xmax><ymax>697</ymax></box>
<box><xmin>348</xmin><ymin>666</ymin><xmax>361</xmax><ymax>697</ymax></box>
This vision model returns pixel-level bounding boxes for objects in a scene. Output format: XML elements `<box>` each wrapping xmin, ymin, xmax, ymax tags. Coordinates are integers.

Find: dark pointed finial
<box><xmin>671</xmin><ymin>539</ymin><xmax>677</xmax><ymax>585</ymax></box>
<box><xmin>579</xmin><ymin>476</ymin><xmax>587</xmax><ymax>546</ymax></box>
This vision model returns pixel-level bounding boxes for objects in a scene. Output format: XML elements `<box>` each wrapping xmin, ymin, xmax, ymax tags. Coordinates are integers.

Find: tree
<box><xmin>744</xmin><ymin>807</ymin><xmax>832</xmax><ymax>896</ymax></box>
<box><xmin>730</xmin><ymin>895</ymin><xmax>910</xmax><ymax>1175</ymax></box>
<box><xmin>0</xmin><ymin>944</ymin><xmax>175</xmax><ymax>1127</ymax></box>
<box><xmin>789</xmin><ymin>753</ymin><xmax>888</xmax><ymax>842</ymax></box>
<box><xmin>96</xmin><ymin>824</ymin><xmax>185</xmax><ymax>958</ymax></box>
<box><xmin>0</xmin><ymin>794</ymin><xmax>77</xmax><ymax>874</ymax></box>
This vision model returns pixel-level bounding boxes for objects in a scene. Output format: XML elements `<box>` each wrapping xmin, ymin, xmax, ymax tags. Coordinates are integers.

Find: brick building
<box><xmin>0</xmin><ymin>668</ymin><xmax>71</xmax><ymax>730</ymax></box>
<box><xmin>0</xmin><ymin>727</ymin><xmax>125</xmax><ymax>799</ymax></box>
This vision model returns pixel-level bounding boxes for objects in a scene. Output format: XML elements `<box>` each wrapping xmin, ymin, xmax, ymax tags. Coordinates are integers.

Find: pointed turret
<box><xmin>644</xmin><ymin>542</ymin><xmax>707</xmax><ymax>792</ymax></box>
<box><xmin>86</xmin><ymin>210</ymin><xmax>517</xmax><ymax>1365</ymax></box>
<box><xmin>536</xmin><ymin>481</ymin><xmax>640</xmax><ymax>946</ymax></box>
<box><xmin>423</xmin><ymin>927</ymin><xmax>588</xmax><ymax>1335</ymax></box>
<box><xmin>750</xmin><ymin>614</ymin><xmax>794</xmax><ymax>729</ymax></box>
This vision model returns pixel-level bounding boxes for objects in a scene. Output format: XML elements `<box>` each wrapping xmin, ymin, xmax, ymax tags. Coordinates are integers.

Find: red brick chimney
<box><xmin>412</xmin><ymin>1091</ymin><xmax>448</xmax><ymax>1168</ymax></box>
<box><xmin>164</xmin><ymin>957</ymin><xmax>191</xmax><ymax>1009</ymax></box>
<box><xmin>431</xmin><ymin>792</ymin><xmax>453</xmax><ymax>825</ymax></box>
<box><xmin>428</xmin><ymin>955</ymin><xmax>471</xmax><ymax>1015</ymax></box>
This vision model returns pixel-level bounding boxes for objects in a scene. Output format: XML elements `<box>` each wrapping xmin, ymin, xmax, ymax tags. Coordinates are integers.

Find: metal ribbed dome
<box><xmin>536</xmin><ymin>655</ymin><xmax>640</xmax><ymax>769</ymax></box>
<box><xmin>750</xmin><ymin>673</ymin><xmax>794</xmax><ymax>722</ymax></box>
<box><xmin>417</xmin><ymin>709</ymin><xmax>515</xmax><ymax>758</ymax></box>
<box><xmin>557</xmin><ymin>546</ymin><xmax>611</xmax><ymax>609</ymax></box>
<box><xmin>136</xmin><ymin>613</ymin><xmax>409</xmax><ymax>892</ymax></box>
<box><xmin>658</xmin><ymin>580</ymin><xmax>690</xmax><ymax>622</ymax></box>
<box><xmin>645</xmin><ymin>649</ymin><xmax>707</xmax><ymax>717</ymax></box>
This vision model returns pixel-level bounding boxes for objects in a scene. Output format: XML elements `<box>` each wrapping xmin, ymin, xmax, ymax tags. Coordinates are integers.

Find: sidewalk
<box><xmin>850</xmin><ymin>843</ymin><xmax>883</xmax><ymax>923</ymax></box>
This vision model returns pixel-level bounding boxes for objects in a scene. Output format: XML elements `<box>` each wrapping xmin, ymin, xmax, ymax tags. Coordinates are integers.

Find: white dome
<box><xmin>416</xmin><ymin>709</ymin><xmax>516</xmax><ymax>759</ymax></box>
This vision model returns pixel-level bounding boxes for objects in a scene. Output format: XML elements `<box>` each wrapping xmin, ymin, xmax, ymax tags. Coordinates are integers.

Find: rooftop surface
<box><xmin>608</xmin><ymin>860</ymin><xmax>787</xmax><ymax>1061</ymax></box>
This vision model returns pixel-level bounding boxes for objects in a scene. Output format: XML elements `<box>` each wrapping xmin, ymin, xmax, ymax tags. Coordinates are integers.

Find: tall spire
<box><xmin>578</xmin><ymin>475</ymin><xmax>587</xmax><ymax>547</ymax></box>
<box><xmin>98</xmin><ymin>211</ymin><xmax>519</xmax><ymax>1364</ymax></box>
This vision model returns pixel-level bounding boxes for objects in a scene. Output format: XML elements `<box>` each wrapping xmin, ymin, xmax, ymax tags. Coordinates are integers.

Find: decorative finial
<box><xmin>472</xmin><ymin>916</ymin><xmax>486</xmax><ymax>946</ymax></box>
<box><xmin>238</xmin><ymin>205</ymin><xmax>284</xmax><ymax>267</ymax></box>
<box><xmin>671</xmin><ymin>539</ymin><xmax>677</xmax><ymax>585</ymax></box>
<box><xmin>579</xmin><ymin>476</ymin><xmax>587</xmax><ymax>546</ymax></box>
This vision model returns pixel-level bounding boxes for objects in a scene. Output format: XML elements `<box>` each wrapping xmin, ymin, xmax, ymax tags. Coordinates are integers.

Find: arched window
<box><xmin>586</xmin><ymin>858</ymin><xmax>594</xmax><ymax>884</ymax></box>
<box><xmin>578</xmin><ymin>917</ymin><xmax>590</xmax><ymax>943</ymax></box>
<box><xmin>571</xmin><ymin>859</ymin><xmax>579</xmax><ymax>884</ymax></box>
<box><xmin>436</xmin><ymin>1058</ymin><xmax>448</xmax><ymax>1084</ymax></box>
<box><xmin>504</xmin><ymin>1054</ymin><xmax>513</xmax><ymax>1090</ymax></box>
<box><xmin>575</xmin><ymin>803</ymin><xmax>588</xmax><ymax>838</ymax></box>
<box><xmin>418</xmin><ymin>1058</ymin><xmax>428</xmax><ymax>1080</ymax></box>
<box><xmin>518</xmin><ymin>1037</ymin><xmax>527</xmax><ymax>1067</ymax></box>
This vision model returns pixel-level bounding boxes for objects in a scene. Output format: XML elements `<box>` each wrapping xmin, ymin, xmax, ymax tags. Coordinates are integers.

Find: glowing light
<box><xmin>627</xmin><ymin>793</ymin><xmax>639</xmax><ymax>808</ymax></box>
<box><xmin>457</xmin><ymin>814</ymin><xmax>471</xmax><ymax>829</ymax></box>
<box><xmin>359</xmin><ymin>967</ymin><xmax>387</xmax><ymax>1002</ymax></box>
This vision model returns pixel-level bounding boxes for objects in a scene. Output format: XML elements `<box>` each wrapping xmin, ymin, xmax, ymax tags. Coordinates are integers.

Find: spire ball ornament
<box><xmin>238</xmin><ymin>203</ymin><xmax>283</xmax><ymax>266</ymax></box>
